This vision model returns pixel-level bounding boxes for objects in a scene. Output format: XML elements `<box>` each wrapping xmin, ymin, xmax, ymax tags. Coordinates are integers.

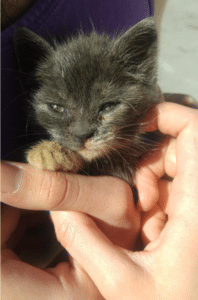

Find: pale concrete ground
<box><xmin>158</xmin><ymin>0</ymin><xmax>198</xmax><ymax>103</ymax></box>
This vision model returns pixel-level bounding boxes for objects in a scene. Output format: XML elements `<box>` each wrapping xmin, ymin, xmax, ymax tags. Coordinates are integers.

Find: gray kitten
<box><xmin>14</xmin><ymin>17</ymin><xmax>197</xmax><ymax>268</ymax></box>
<box><xmin>14</xmin><ymin>17</ymin><xmax>165</xmax><ymax>187</ymax></box>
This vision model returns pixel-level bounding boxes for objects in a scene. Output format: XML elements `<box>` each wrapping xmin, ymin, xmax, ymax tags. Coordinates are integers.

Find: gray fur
<box><xmin>14</xmin><ymin>17</ymin><xmax>163</xmax><ymax>184</ymax></box>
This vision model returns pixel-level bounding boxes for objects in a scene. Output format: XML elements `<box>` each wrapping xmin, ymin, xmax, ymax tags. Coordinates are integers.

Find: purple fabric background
<box><xmin>2</xmin><ymin>0</ymin><xmax>154</xmax><ymax>161</ymax></box>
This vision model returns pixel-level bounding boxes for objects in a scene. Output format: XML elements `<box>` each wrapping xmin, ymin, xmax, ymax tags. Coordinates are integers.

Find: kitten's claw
<box><xmin>27</xmin><ymin>140</ymin><xmax>83</xmax><ymax>172</ymax></box>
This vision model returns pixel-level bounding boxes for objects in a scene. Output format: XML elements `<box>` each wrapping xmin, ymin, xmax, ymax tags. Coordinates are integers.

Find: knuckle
<box><xmin>55</xmin><ymin>212</ymin><xmax>94</xmax><ymax>249</ymax></box>
<box><xmin>36</xmin><ymin>171</ymin><xmax>67</xmax><ymax>209</ymax></box>
<box><xmin>57</xmin><ymin>218</ymin><xmax>76</xmax><ymax>248</ymax></box>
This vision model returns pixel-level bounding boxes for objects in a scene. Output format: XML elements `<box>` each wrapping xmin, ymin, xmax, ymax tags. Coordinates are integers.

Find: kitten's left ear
<box><xmin>14</xmin><ymin>28</ymin><xmax>53</xmax><ymax>74</ymax></box>
<box><xmin>113</xmin><ymin>17</ymin><xmax>158</xmax><ymax>83</ymax></box>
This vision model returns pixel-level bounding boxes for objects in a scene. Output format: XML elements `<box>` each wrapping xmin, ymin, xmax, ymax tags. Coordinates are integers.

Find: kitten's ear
<box><xmin>113</xmin><ymin>17</ymin><xmax>158</xmax><ymax>83</ymax></box>
<box><xmin>14</xmin><ymin>28</ymin><xmax>53</xmax><ymax>73</ymax></box>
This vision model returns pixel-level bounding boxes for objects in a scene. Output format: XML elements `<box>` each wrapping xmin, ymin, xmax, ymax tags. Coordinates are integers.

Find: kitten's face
<box><xmin>33</xmin><ymin>79</ymin><xmax>146</xmax><ymax>161</ymax></box>
<box><xmin>14</xmin><ymin>17</ymin><xmax>161</xmax><ymax>162</ymax></box>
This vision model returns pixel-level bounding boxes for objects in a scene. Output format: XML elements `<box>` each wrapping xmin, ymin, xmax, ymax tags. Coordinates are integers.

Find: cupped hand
<box><xmin>49</xmin><ymin>103</ymin><xmax>198</xmax><ymax>300</ymax></box>
<box><xmin>1</xmin><ymin>160</ymin><xmax>139</xmax><ymax>299</ymax></box>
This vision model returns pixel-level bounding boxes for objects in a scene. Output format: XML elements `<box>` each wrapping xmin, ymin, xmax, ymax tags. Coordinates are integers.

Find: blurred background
<box><xmin>158</xmin><ymin>0</ymin><xmax>198</xmax><ymax>103</ymax></box>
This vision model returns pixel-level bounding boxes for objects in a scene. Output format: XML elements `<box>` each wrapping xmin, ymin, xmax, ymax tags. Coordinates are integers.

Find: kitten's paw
<box><xmin>26</xmin><ymin>140</ymin><xmax>83</xmax><ymax>172</ymax></box>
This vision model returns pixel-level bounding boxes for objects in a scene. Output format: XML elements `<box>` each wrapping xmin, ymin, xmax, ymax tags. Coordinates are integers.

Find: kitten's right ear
<box><xmin>14</xmin><ymin>28</ymin><xmax>53</xmax><ymax>73</ymax></box>
<box><xmin>112</xmin><ymin>17</ymin><xmax>158</xmax><ymax>83</ymax></box>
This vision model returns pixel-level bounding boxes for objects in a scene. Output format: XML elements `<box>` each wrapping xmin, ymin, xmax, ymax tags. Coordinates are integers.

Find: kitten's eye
<box><xmin>49</xmin><ymin>104</ymin><xmax>65</xmax><ymax>113</ymax></box>
<box><xmin>99</xmin><ymin>102</ymin><xmax>119</xmax><ymax>113</ymax></box>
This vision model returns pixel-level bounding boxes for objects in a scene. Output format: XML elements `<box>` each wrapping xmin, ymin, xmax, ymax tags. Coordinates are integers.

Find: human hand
<box><xmin>49</xmin><ymin>102</ymin><xmax>198</xmax><ymax>300</ymax></box>
<box><xmin>1</xmin><ymin>160</ymin><xmax>140</xmax><ymax>299</ymax></box>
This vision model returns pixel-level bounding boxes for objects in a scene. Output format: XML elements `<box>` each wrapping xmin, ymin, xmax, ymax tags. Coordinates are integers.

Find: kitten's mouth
<box><xmin>78</xmin><ymin>138</ymin><xmax>112</xmax><ymax>161</ymax></box>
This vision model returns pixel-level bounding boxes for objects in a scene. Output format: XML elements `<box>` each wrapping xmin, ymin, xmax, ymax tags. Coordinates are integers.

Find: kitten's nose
<box><xmin>73</xmin><ymin>131</ymin><xmax>94</xmax><ymax>144</ymax></box>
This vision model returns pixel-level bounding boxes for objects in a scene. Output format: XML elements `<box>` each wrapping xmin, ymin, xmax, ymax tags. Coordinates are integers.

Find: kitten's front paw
<box><xmin>27</xmin><ymin>140</ymin><xmax>83</xmax><ymax>172</ymax></box>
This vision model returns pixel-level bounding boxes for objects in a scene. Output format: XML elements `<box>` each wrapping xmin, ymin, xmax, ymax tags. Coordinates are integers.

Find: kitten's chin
<box><xmin>78</xmin><ymin>148</ymin><xmax>104</xmax><ymax>161</ymax></box>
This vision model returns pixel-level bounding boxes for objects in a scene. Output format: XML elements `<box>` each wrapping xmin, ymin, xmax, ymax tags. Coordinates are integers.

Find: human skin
<box><xmin>45</xmin><ymin>104</ymin><xmax>198</xmax><ymax>299</ymax></box>
<box><xmin>2</xmin><ymin>102</ymin><xmax>198</xmax><ymax>299</ymax></box>
<box><xmin>1</xmin><ymin>166</ymin><xmax>139</xmax><ymax>299</ymax></box>
<box><xmin>3</xmin><ymin>0</ymin><xmax>198</xmax><ymax>298</ymax></box>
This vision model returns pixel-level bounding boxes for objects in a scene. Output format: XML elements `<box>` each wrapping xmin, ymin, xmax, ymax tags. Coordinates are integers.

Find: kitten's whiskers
<box><xmin>106</xmin><ymin>143</ymin><xmax>129</xmax><ymax>166</ymax></box>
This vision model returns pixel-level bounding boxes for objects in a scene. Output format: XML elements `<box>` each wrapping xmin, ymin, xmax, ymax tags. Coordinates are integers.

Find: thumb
<box><xmin>1</xmin><ymin>162</ymin><xmax>133</xmax><ymax>217</ymax></box>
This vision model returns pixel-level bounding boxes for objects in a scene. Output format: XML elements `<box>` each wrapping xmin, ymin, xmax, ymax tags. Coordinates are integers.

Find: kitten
<box><xmin>14</xmin><ymin>17</ymin><xmax>165</xmax><ymax>185</ymax></box>
<box><xmin>15</xmin><ymin>17</ymin><xmax>198</xmax><ymax>185</ymax></box>
<box><xmin>14</xmin><ymin>17</ymin><xmax>197</xmax><ymax>268</ymax></box>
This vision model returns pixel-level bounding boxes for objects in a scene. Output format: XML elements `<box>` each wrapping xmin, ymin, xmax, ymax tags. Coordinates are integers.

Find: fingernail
<box><xmin>1</xmin><ymin>162</ymin><xmax>24</xmax><ymax>193</ymax></box>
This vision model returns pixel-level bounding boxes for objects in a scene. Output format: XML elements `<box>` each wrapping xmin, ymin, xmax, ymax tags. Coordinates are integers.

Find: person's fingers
<box><xmin>134</xmin><ymin>137</ymin><xmax>168</xmax><ymax>211</ymax></box>
<box><xmin>2</xmin><ymin>248</ymin><xmax>102</xmax><ymax>300</ymax></box>
<box><xmin>164</xmin><ymin>138</ymin><xmax>176</xmax><ymax>177</ymax></box>
<box><xmin>141</xmin><ymin>207</ymin><xmax>167</xmax><ymax>246</ymax></box>
<box><xmin>157</xmin><ymin>103</ymin><xmax>198</xmax><ymax>218</ymax></box>
<box><xmin>1</xmin><ymin>204</ymin><xmax>20</xmax><ymax>246</ymax></box>
<box><xmin>134</xmin><ymin>163</ymin><xmax>160</xmax><ymax>211</ymax></box>
<box><xmin>157</xmin><ymin>102</ymin><xmax>198</xmax><ymax>137</ymax></box>
<box><xmin>165</xmin><ymin>130</ymin><xmax>198</xmax><ymax>224</ymax></box>
<box><xmin>51</xmin><ymin>211</ymin><xmax>150</xmax><ymax>300</ymax></box>
<box><xmin>141</xmin><ymin>179</ymin><xmax>171</xmax><ymax>246</ymax></box>
<box><xmin>134</xmin><ymin>137</ymin><xmax>176</xmax><ymax>211</ymax></box>
<box><xmin>144</xmin><ymin>102</ymin><xmax>198</xmax><ymax>136</ymax></box>
<box><xmin>2</xmin><ymin>256</ymin><xmax>58</xmax><ymax>299</ymax></box>
<box><xmin>158</xmin><ymin>103</ymin><xmax>198</xmax><ymax>201</ymax></box>
<box><xmin>51</xmin><ymin>104</ymin><xmax>197</xmax><ymax>299</ymax></box>
<box><xmin>1</xmin><ymin>162</ymin><xmax>139</xmax><ymax>249</ymax></box>
<box><xmin>1</xmin><ymin>162</ymin><xmax>132</xmax><ymax>215</ymax></box>
<box><xmin>135</xmin><ymin>102</ymin><xmax>198</xmax><ymax>212</ymax></box>
<box><xmin>136</xmin><ymin>103</ymin><xmax>198</xmax><ymax>253</ymax></box>
<box><xmin>145</xmin><ymin>105</ymin><xmax>198</xmax><ymax>272</ymax></box>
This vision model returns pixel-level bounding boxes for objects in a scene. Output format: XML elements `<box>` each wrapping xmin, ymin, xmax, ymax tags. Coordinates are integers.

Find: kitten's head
<box><xmin>14</xmin><ymin>17</ymin><xmax>161</xmax><ymax>162</ymax></box>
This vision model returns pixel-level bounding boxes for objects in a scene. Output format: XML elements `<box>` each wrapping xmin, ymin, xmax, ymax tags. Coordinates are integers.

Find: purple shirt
<box><xmin>2</xmin><ymin>0</ymin><xmax>154</xmax><ymax>161</ymax></box>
